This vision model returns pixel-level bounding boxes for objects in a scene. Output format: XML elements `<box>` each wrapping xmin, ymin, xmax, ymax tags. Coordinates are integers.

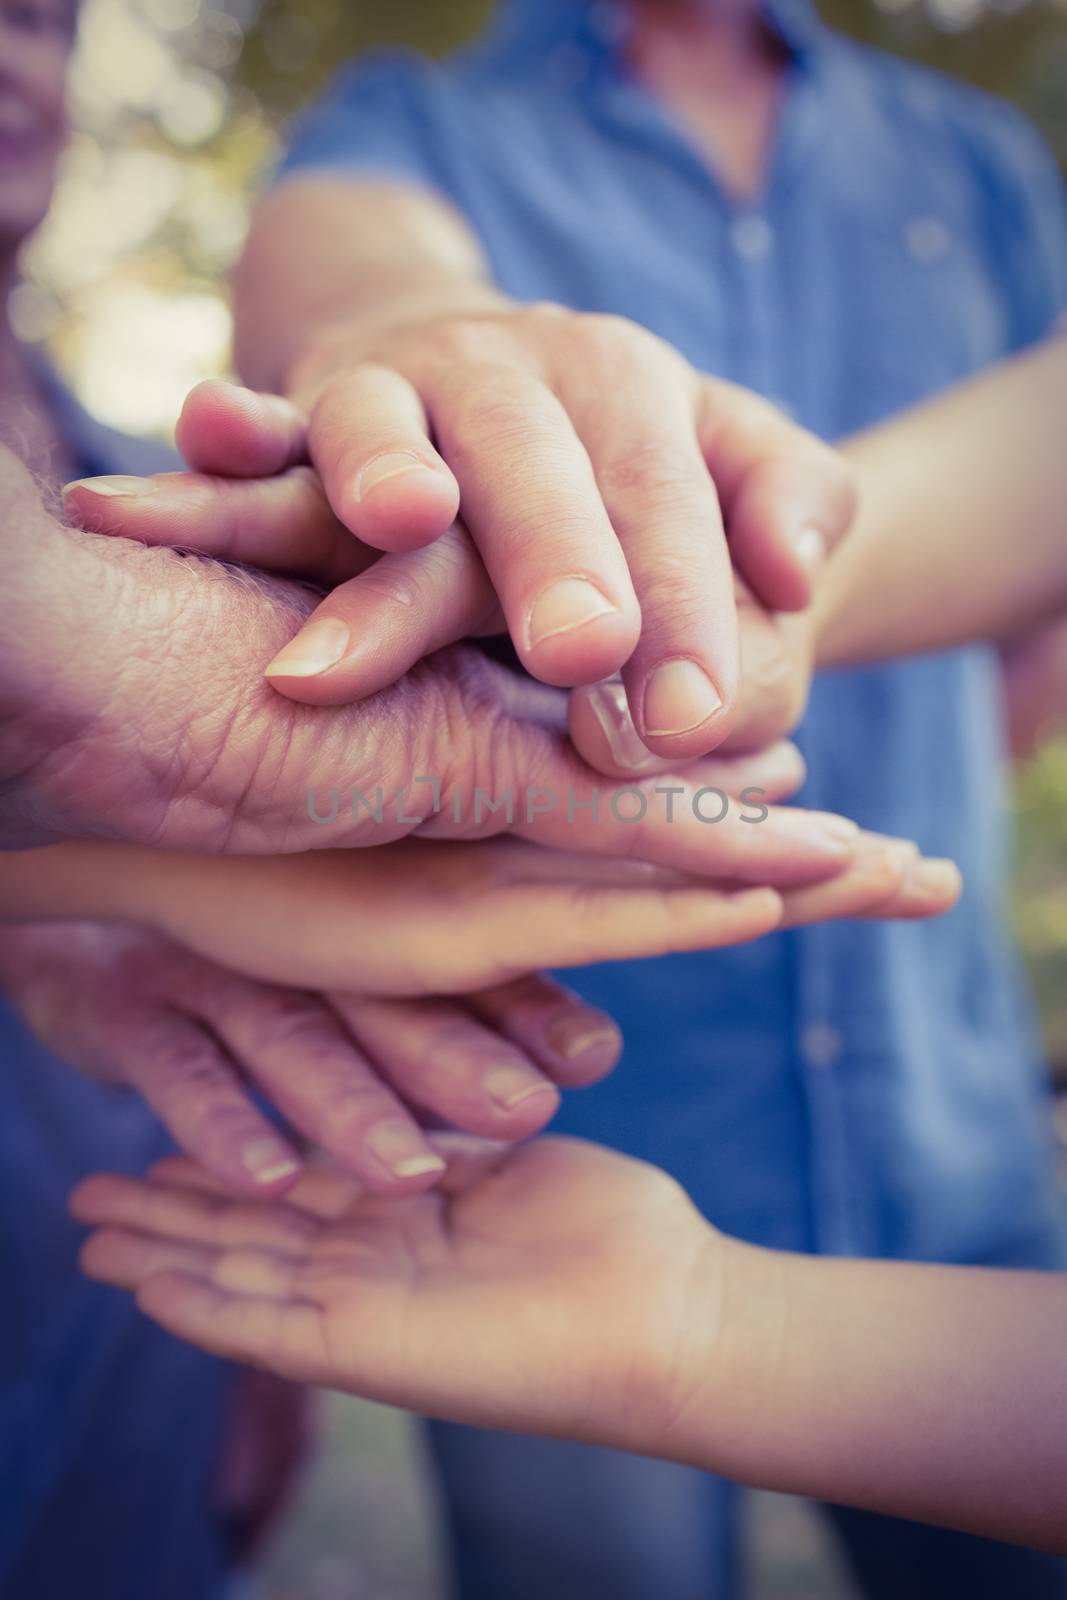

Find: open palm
<box><xmin>72</xmin><ymin>1137</ymin><xmax>719</xmax><ymax>1452</ymax></box>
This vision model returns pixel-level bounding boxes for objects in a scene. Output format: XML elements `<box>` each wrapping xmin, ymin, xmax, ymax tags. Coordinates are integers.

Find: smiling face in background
<box><xmin>0</xmin><ymin>0</ymin><xmax>76</xmax><ymax>260</ymax></box>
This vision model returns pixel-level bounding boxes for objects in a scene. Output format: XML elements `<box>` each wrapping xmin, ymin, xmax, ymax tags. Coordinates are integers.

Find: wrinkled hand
<box><xmin>68</xmin><ymin>348</ymin><xmax>850</xmax><ymax>761</ymax></box>
<box><xmin>0</xmin><ymin>920</ymin><xmax>624</xmax><ymax>1194</ymax></box>
<box><xmin>66</xmin><ymin>380</ymin><xmax>825</xmax><ymax>768</ymax></box>
<box><xmin>5</xmin><ymin>446</ymin><xmax>860</xmax><ymax>886</ymax></box>
<box><xmin>73</xmin><ymin>1137</ymin><xmax>724</xmax><ymax>1457</ymax></box>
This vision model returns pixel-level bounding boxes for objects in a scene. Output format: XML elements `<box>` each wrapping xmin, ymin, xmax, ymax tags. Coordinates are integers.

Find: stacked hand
<box><xmin>0</xmin><ymin>920</ymin><xmax>620</xmax><ymax>1194</ymax></box>
<box><xmin>72</xmin><ymin>1135</ymin><xmax>725</xmax><ymax>1459</ymax></box>
<box><xmin>0</xmin><ymin>334</ymin><xmax>958</xmax><ymax>1216</ymax></box>
<box><xmin>66</xmin><ymin>370</ymin><xmax>834</xmax><ymax>764</ymax></box>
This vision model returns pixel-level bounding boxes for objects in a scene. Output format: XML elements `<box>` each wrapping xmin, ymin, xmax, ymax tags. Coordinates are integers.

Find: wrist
<box><xmin>650</xmin><ymin>1233</ymin><xmax>792</xmax><ymax>1477</ymax></box>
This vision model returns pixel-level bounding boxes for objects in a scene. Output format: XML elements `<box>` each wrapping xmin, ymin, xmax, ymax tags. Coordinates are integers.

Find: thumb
<box><xmin>176</xmin><ymin>380</ymin><xmax>308</xmax><ymax>478</ymax></box>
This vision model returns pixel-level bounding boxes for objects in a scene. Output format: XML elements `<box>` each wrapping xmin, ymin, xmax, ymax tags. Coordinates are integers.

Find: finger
<box><xmin>308</xmin><ymin>364</ymin><xmax>460</xmax><ymax>551</ymax></box>
<box><xmin>70</xmin><ymin>1173</ymin><xmax>317</xmax><ymax>1254</ymax></box>
<box><xmin>566</xmin><ymin>372</ymin><xmax>739</xmax><ymax>757</ymax></box>
<box><xmin>176</xmin><ymin>380</ymin><xmax>308</xmax><ymax>477</ymax></box>
<box><xmin>419</xmin><ymin>364</ymin><xmax>642</xmax><ymax>685</ymax></box>
<box><xmin>149</xmin><ymin>1158</ymin><xmax>366</xmax><ymax>1222</ymax></box>
<box><xmin>777</xmin><ymin>842</ymin><xmax>960</xmax><ymax>928</ymax></box>
<box><xmin>147</xmin><ymin>1154</ymin><xmax>235</xmax><ymax>1196</ymax></box>
<box><xmin>135</xmin><ymin>1272</ymin><xmax>329</xmax><ymax>1382</ymax></box>
<box><xmin>207</xmin><ymin>986</ymin><xmax>448</xmax><ymax>1194</ymax></box>
<box><xmin>696</xmin><ymin>378</ymin><xmax>857</xmax><ymax>612</ymax></box>
<box><xmin>419</xmin><ymin>883</ymin><xmax>785</xmax><ymax>988</ymax></box>
<box><xmin>467</xmin><ymin>974</ymin><xmax>622</xmax><ymax>1088</ymax></box>
<box><xmin>116</xmin><ymin>1011</ymin><xmax>302</xmax><ymax>1196</ymax></box>
<box><xmin>81</xmin><ymin>1225</ymin><xmax>218</xmax><ymax>1289</ymax></box>
<box><xmin>569</xmin><ymin>678</ymin><xmax>807</xmax><ymax>795</ymax></box>
<box><xmin>330</xmin><ymin>992</ymin><xmax>561</xmax><ymax>1139</ymax></box>
<box><xmin>853</xmin><ymin>855</ymin><xmax>962</xmax><ymax>921</ymax></box>
<box><xmin>428</xmin><ymin>1132</ymin><xmax>515</xmax><ymax>1194</ymax></box>
<box><xmin>263</xmin><ymin>523</ymin><xmax>502</xmax><ymax>701</ymax></box>
<box><xmin>63</xmin><ymin>468</ymin><xmax>369</xmax><ymax>589</ymax></box>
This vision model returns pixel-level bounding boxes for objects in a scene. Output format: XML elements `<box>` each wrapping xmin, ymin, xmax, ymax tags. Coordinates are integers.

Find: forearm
<box><xmin>234</xmin><ymin>177</ymin><xmax>509</xmax><ymax>396</ymax></box>
<box><xmin>668</xmin><ymin>1239</ymin><xmax>1067</xmax><ymax>1551</ymax></box>
<box><xmin>815</xmin><ymin>338</ymin><xmax>1067</xmax><ymax>666</ymax></box>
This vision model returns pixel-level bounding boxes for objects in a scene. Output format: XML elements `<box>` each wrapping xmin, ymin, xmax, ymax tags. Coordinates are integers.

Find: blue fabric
<box><xmin>0</xmin><ymin>384</ymin><xmax>234</xmax><ymax>1600</ymax></box>
<box><xmin>277</xmin><ymin>0</ymin><xmax>1067</xmax><ymax>1271</ymax></box>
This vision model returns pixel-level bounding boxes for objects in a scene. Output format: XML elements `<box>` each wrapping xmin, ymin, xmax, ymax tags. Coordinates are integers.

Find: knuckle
<box><xmin>450</xmin><ymin>368</ymin><xmax>551</xmax><ymax>450</ymax></box>
<box><xmin>142</xmin><ymin>1025</ymin><xmax>229</xmax><ymax>1107</ymax></box>
<box><xmin>598</xmin><ymin>440</ymin><xmax>708</xmax><ymax>510</ymax></box>
<box><xmin>242</xmin><ymin>990</ymin><xmax>339</xmax><ymax>1055</ymax></box>
<box><xmin>426</xmin><ymin>317</ymin><xmax>503</xmax><ymax>366</ymax></box>
<box><xmin>576</xmin><ymin>314</ymin><xmax>680</xmax><ymax>376</ymax></box>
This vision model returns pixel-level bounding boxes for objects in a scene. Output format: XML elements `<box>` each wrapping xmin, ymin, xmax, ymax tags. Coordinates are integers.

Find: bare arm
<box><xmin>817</xmin><ymin>337</ymin><xmax>1067</xmax><ymax>666</ymax></box>
<box><xmin>687</xmin><ymin>1241</ymin><xmax>1067</xmax><ymax>1552</ymax></box>
<box><xmin>235</xmin><ymin>178</ymin><xmax>501</xmax><ymax>398</ymax></box>
<box><xmin>74</xmin><ymin>1137</ymin><xmax>1067</xmax><ymax>1554</ymax></box>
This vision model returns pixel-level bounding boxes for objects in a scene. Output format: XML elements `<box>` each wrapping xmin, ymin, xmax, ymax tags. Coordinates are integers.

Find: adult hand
<box><xmin>65</xmin><ymin>380</ymin><xmax>827</xmax><ymax>765</ymax></box>
<box><xmin>4</xmin><ymin>442</ymin><xmax>861</xmax><ymax>886</ymax></box>
<box><xmin>0</xmin><ymin>921</ymin><xmax>623</xmax><ymax>1195</ymax></box>
<box><xmin>73</xmin><ymin>1137</ymin><xmax>726</xmax><ymax>1460</ymax></box>
<box><xmin>71</xmin><ymin>337</ymin><xmax>849</xmax><ymax>762</ymax></box>
<box><xmin>281</xmin><ymin>304</ymin><xmax>854</xmax><ymax>761</ymax></box>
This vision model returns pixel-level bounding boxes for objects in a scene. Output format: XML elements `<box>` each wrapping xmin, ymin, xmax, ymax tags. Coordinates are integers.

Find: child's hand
<box><xmin>118</xmin><ymin>836</ymin><xmax>961</xmax><ymax>1002</ymax></box>
<box><xmin>0</xmin><ymin>922</ymin><xmax>622</xmax><ymax>1196</ymax></box>
<box><xmin>72</xmin><ymin>1136</ymin><xmax>728</xmax><ymax>1459</ymax></box>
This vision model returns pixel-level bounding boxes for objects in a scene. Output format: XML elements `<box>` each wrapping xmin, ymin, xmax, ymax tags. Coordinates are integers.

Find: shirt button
<box><xmin>730</xmin><ymin>214</ymin><xmax>775</xmax><ymax>261</ymax></box>
<box><xmin>904</xmin><ymin>215</ymin><xmax>951</xmax><ymax>264</ymax></box>
<box><xmin>800</xmin><ymin>1022</ymin><xmax>843</xmax><ymax>1069</ymax></box>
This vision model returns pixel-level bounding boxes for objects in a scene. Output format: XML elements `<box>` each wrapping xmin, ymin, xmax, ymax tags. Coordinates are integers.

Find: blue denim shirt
<box><xmin>0</xmin><ymin>383</ymin><xmax>233</xmax><ymax>1599</ymax></box>
<box><xmin>278</xmin><ymin>0</ymin><xmax>1067</xmax><ymax>1265</ymax></box>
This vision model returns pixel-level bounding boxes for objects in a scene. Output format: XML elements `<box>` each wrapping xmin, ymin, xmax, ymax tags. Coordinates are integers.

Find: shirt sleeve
<box><xmin>273</xmin><ymin>51</ymin><xmax>452</xmax><ymax>198</ymax></box>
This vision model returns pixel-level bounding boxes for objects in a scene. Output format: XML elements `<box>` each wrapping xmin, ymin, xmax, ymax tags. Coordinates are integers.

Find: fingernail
<box><xmin>527</xmin><ymin>576</ymin><xmax>618</xmax><ymax>650</ymax></box>
<box><xmin>358</xmin><ymin>451</ymin><xmax>433</xmax><ymax>499</ymax></box>
<box><xmin>587</xmin><ymin>681</ymin><xmax>659</xmax><ymax>771</ymax></box>
<box><xmin>64</xmin><ymin>475</ymin><xmax>150</xmax><ymax>499</ymax></box>
<box><xmin>794</xmin><ymin>526</ymin><xmax>825</xmax><ymax>573</ymax></box>
<box><xmin>902</xmin><ymin>857</ymin><xmax>961</xmax><ymax>897</ymax></box>
<box><xmin>643</xmin><ymin>659</ymin><xmax>723</xmax><ymax>738</ymax></box>
<box><xmin>483</xmin><ymin>1064</ymin><xmax>558</xmax><ymax>1111</ymax></box>
<box><xmin>367</xmin><ymin>1119</ymin><xmax>446</xmax><ymax>1179</ymax></box>
<box><xmin>242</xmin><ymin>1140</ymin><xmax>300</xmax><ymax>1186</ymax></box>
<box><xmin>265</xmin><ymin>617</ymin><xmax>349</xmax><ymax>679</ymax></box>
<box><xmin>814</xmin><ymin>813</ymin><xmax>860</xmax><ymax>846</ymax></box>
<box><xmin>546</xmin><ymin>1015</ymin><xmax>622</xmax><ymax>1061</ymax></box>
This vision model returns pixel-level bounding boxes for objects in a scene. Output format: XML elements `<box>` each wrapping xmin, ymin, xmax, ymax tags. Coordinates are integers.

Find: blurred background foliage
<box><xmin>14</xmin><ymin>0</ymin><xmax>1067</xmax><ymax>1078</ymax></box>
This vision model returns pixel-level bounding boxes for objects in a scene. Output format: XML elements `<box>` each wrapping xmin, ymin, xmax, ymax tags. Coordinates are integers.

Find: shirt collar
<box><xmin>482</xmin><ymin>0</ymin><xmax>824</xmax><ymax>67</ymax></box>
